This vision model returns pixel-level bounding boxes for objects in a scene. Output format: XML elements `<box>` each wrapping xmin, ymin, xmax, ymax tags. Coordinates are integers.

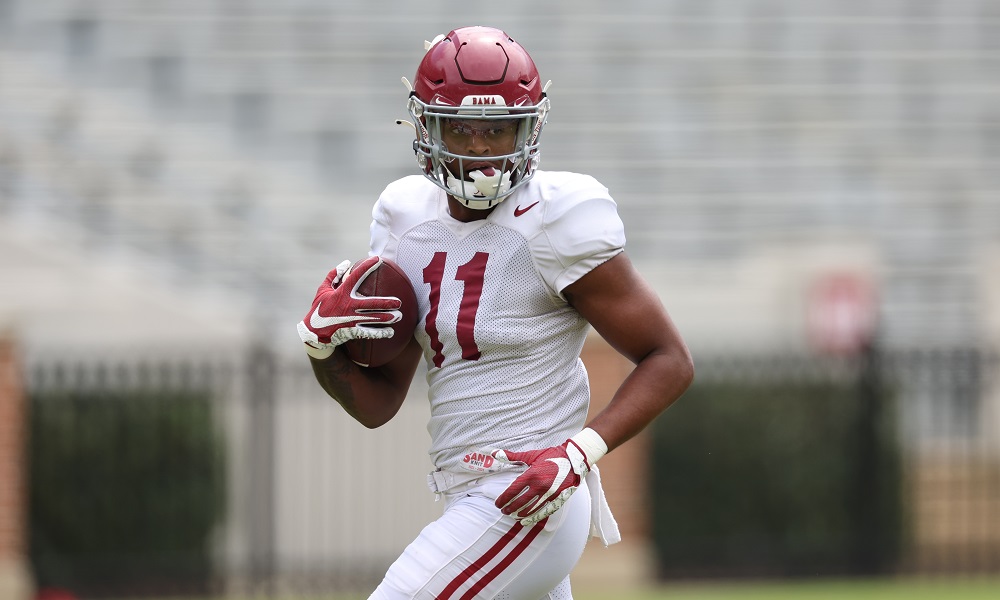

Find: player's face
<box><xmin>440</xmin><ymin>118</ymin><xmax>519</xmax><ymax>177</ymax></box>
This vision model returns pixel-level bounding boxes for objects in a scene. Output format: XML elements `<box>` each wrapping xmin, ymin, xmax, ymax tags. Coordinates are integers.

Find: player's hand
<box><xmin>491</xmin><ymin>429</ymin><xmax>607</xmax><ymax>526</ymax></box>
<box><xmin>296</xmin><ymin>256</ymin><xmax>402</xmax><ymax>355</ymax></box>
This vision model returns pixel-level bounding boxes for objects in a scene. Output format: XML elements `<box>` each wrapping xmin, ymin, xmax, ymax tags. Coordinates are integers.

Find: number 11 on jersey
<box><xmin>423</xmin><ymin>252</ymin><xmax>489</xmax><ymax>368</ymax></box>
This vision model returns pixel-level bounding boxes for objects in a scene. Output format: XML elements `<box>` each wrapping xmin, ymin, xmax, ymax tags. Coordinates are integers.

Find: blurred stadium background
<box><xmin>0</xmin><ymin>0</ymin><xmax>999</xmax><ymax>598</ymax></box>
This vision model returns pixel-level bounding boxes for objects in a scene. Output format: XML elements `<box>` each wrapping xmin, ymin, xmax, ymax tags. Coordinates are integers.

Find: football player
<box><xmin>297</xmin><ymin>26</ymin><xmax>694</xmax><ymax>600</ymax></box>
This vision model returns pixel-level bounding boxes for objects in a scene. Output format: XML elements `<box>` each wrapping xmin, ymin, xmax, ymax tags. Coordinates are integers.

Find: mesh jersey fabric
<box><xmin>369</xmin><ymin>170</ymin><xmax>626</xmax><ymax>473</ymax></box>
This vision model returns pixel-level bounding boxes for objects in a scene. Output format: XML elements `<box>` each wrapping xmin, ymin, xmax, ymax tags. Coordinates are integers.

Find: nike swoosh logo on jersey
<box><xmin>309</xmin><ymin>303</ymin><xmax>377</xmax><ymax>329</ymax></box>
<box><xmin>514</xmin><ymin>201</ymin><xmax>540</xmax><ymax>217</ymax></box>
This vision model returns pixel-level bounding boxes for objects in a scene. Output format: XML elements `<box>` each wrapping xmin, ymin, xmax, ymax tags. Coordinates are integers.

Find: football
<box><xmin>344</xmin><ymin>257</ymin><xmax>419</xmax><ymax>368</ymax></box>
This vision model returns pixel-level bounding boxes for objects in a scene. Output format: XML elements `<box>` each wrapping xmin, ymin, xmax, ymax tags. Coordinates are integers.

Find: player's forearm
<box><xmin>308</xmin><ymin>348</ymin><xmax>408</xmax><ymax>428</ymax></box>
<box><xmin>587</xmin><ymin>344</ymin><xmax>694</xmax><ymax>453</ymax></box>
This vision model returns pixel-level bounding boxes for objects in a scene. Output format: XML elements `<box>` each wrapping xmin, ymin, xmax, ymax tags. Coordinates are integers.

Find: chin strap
<box><xmin>446</xmin><ymin>168</ymin><xmax>513</xmax><ymax>208</ymax></box>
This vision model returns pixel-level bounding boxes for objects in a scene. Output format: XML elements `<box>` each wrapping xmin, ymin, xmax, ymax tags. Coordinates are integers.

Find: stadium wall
<box><xmin>0</xmin><ymin>334</ymin><xmax>32</xmax><ymax>600</ymax></box>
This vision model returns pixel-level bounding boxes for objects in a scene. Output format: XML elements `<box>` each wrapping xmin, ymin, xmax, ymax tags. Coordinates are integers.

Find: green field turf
<box><xmin>220</xmin><ymin>576</ymin><xmax>1000</xmax><ymax>600</ymax></box>
<box><xmin>573</xmin><ymin>577</ymin><xmax>1000</xmax><ymax>600</ymax></box>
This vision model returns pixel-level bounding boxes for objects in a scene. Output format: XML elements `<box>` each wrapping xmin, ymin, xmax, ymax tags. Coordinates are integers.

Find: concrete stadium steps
<box><xmin>0</xmin><ymin>48</ymin><xmax>372</xmax><ymax>323</ymax></box>
<box><xmin>1</xmin><ymin>0</ymin><xmax>998</xmax><ymax>347</ymax></box>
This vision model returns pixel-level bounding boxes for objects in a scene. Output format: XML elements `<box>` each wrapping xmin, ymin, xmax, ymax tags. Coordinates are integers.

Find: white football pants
<box><xmin>369</xmin><ymin>472</ymin><xmax>591</xmax><ymax>600</ymax></box>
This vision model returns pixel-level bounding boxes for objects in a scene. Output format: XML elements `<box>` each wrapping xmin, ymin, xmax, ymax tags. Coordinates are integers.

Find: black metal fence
<box><xmin>650</xmin><ymin>345</ymin><xmax>1000</xmax><ymax>580</ymax></box>
<box><xmin>22</xmin><ymin>345</ymin><xmax>1000</xmax><ymax>597</ymax></box>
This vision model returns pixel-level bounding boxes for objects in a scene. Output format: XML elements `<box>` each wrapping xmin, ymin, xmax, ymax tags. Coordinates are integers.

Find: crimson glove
<box><xmin>297</xmin><ymin>256</ymin><xmax>402</xmax><ymax>357</ymax></box>
<box><xmin>492</xmin><ymin>428</ymin><xmax>608</xmax><ymax>526</ymax></box>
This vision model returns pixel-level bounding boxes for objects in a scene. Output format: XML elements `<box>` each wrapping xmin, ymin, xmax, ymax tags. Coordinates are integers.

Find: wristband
<box><xmin>570</xmin><ymin>427</ymin><xmax>608</xmax><ymax>467</ymax></box>
<box><xmin>304</xmin><ymin>343</ymin><xmax>335</xmax><ymax>360</ymax></box>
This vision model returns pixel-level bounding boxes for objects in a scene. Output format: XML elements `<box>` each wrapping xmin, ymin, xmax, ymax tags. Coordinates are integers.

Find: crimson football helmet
<box><xmin>403</xmin><ymin>26</ymin><xmax>550</xmax><ymax>209</ymax></box>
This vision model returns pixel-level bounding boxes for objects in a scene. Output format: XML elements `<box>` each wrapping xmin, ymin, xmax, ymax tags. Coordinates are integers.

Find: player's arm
<box><xmin>563</xmin><ymin>251</ymin><xmax>694</xmax><ymax>452</ymax></box>
<box><xmin>307</xmin><ymin>339</ymin><xmax>422</xmax><ymax>429</ymax></box>
<box><xmin>493</xmin><ymin>251</ymin><xmax>693</xmax><ymax>526</ymax></box>
<box><xmin>296</xmin><ymin>256</ymin><xmax>422</xmax><ymax>428</ymax></box>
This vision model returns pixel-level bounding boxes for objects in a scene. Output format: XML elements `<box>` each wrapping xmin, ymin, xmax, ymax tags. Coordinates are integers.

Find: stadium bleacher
<box><xmin>0</xmin><ymin>0</ymin><xmax>997</xmax><ymax>351</ymax></box>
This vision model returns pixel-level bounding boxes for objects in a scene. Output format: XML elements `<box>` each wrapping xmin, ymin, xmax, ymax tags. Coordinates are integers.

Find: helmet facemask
<box><xmin>407</xmin><ymin>94</ymin><xmax>549</xmax><ymax>210</ymax></box>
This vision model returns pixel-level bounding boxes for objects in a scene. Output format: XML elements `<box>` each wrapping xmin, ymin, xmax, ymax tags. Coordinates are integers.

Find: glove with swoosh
<box><xmin>492</xmin><ymin>428</ymin><xmax>608</xmax><ymax>526</ymax></box>
<box><xmin>297</xmin><ymin>256</ymin><xmax>402</xmax><ymax>359</ymax></box>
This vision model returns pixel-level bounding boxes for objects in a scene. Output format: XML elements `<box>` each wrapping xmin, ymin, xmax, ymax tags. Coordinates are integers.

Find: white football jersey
<box><xmin>369</xmin><ymin>170</ymin><xmax>626</xmax><ymax>473</ymax></box>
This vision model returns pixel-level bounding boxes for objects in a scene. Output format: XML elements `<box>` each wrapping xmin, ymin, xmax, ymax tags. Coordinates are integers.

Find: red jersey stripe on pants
<box><xmin>370</xmin><ymin>473</ymin><xmax>591</xmax><ymax>600</ymax></box>
<box><xmin>437</xmin><ymin>522</ymin><xmax>543</xmax><ymax>600</ymax></box>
